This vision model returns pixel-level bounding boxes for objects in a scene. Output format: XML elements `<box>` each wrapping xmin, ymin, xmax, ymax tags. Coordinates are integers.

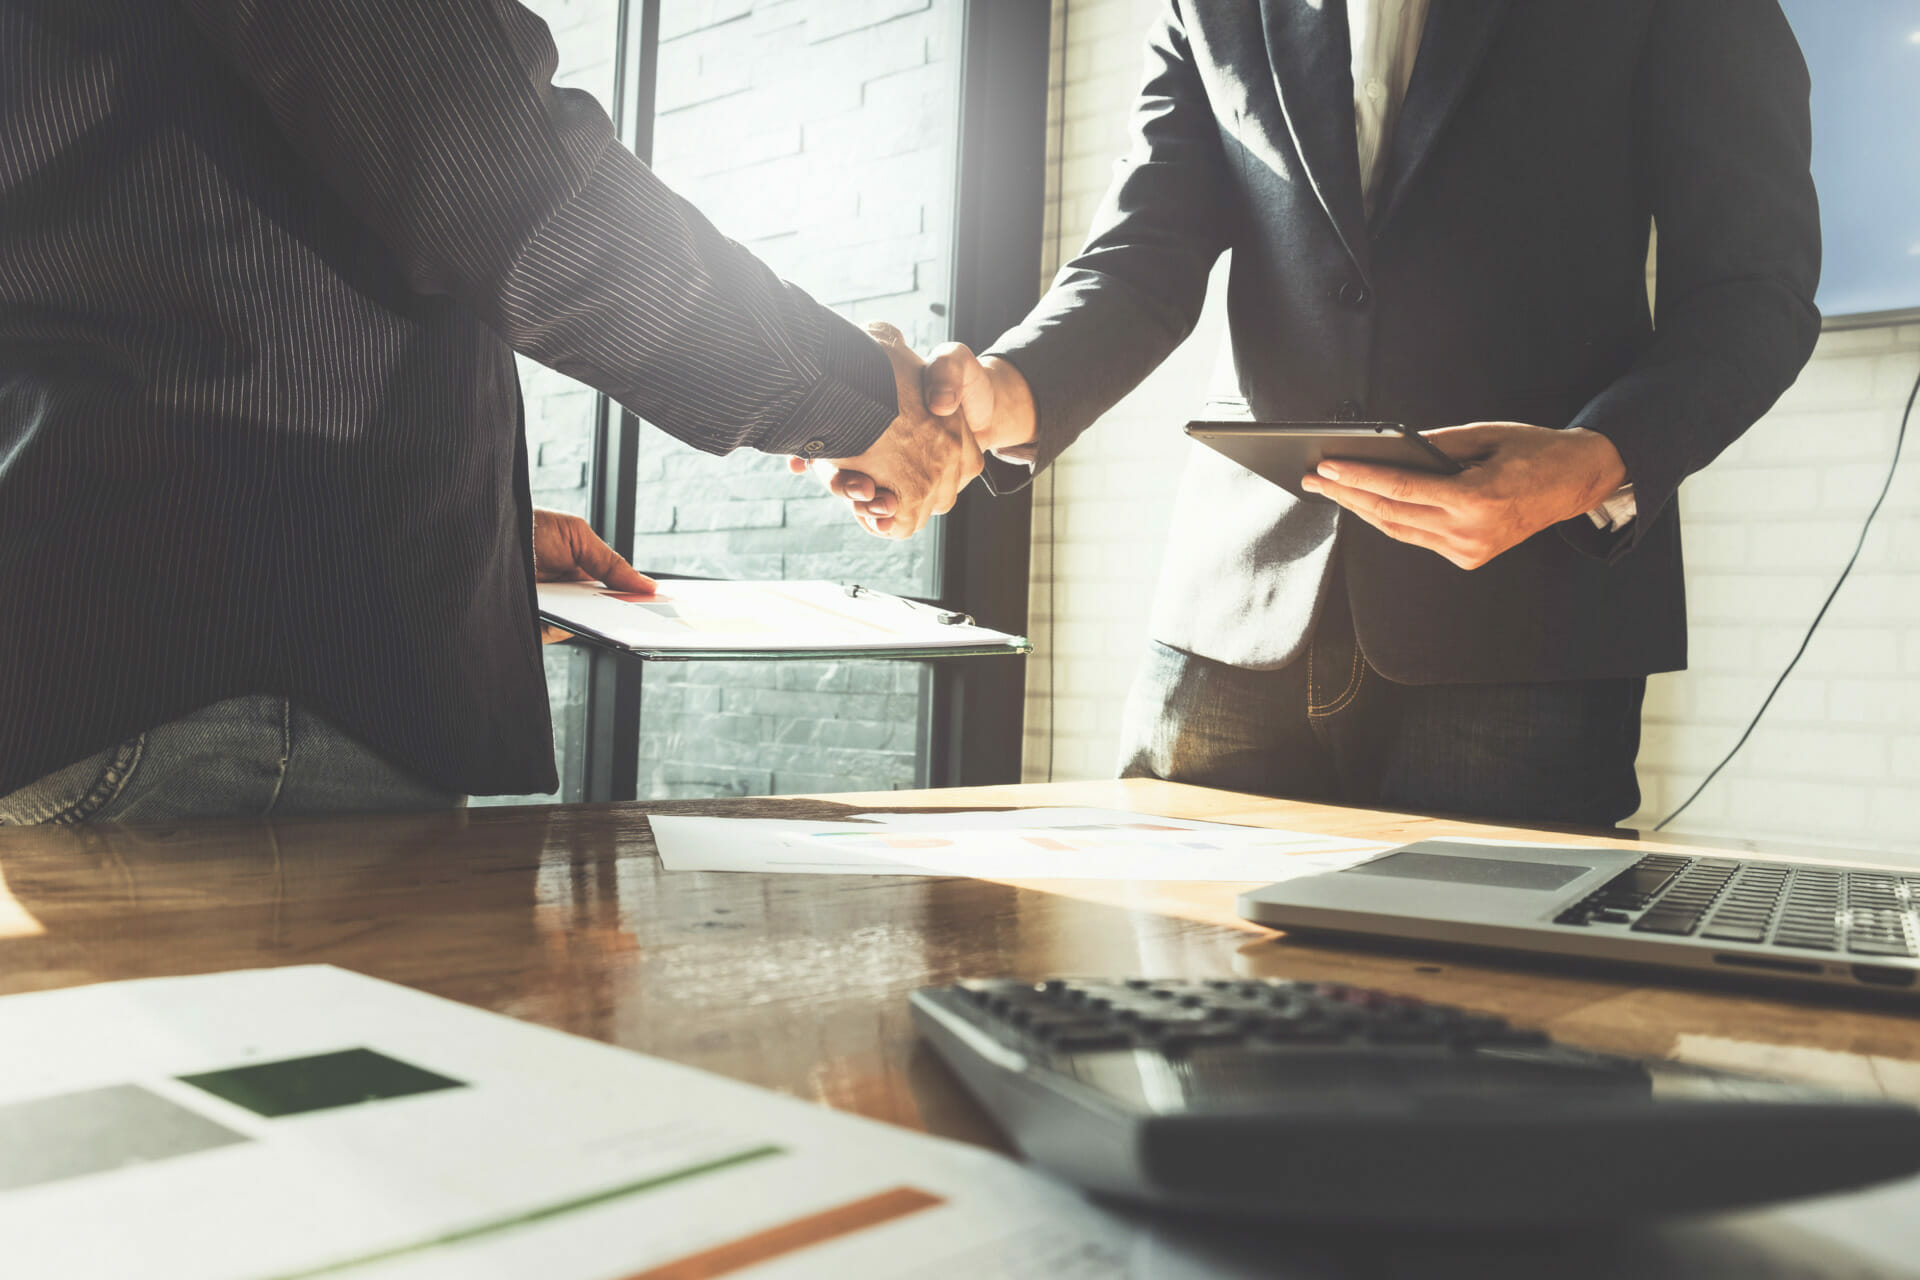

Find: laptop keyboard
<box><xmin>1554</xmin><ymin>855</ymin><xmax>1920</xmax><ymax>958</ymax></box>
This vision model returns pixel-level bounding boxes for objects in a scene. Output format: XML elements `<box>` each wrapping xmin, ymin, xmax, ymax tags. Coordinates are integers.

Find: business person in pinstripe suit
<box><xmin>0</xmin><ymin>0</ymin><xmax>978</xmax><ymax>824</ymax></box>
<box><xmin>815</xmin><ymin>0</ymin><xmax>1820</xmax><ymax>827</ymax></box>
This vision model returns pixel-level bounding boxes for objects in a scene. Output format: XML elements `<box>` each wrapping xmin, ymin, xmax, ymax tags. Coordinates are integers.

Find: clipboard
<box><xmin>537</xmin><ymin>579</ymin><xmax>1031</xmax><ymax>662</ymax></box>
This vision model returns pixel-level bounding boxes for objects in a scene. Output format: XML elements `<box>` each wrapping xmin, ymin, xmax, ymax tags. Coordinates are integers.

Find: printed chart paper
<box><xmin>0</xmin><ymin>966</ymin><xmax>1138</xmax><ymax>1280</ymax></box>
<box><xmin>537</xmin><ymin>579</ymin><xmax>1028</xmax><ymax>655</ymax></box>
<box><xmin>648</xmin><ymin>807</ymin><xmax>1387</xmax><ymax>882</ymax></box>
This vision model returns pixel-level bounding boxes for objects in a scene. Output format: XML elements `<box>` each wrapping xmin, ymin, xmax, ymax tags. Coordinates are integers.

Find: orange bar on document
<box><xmin>621</xmin><ymin>1186</ymin><xmax>945</xmax><ymax>1280</ymax></box>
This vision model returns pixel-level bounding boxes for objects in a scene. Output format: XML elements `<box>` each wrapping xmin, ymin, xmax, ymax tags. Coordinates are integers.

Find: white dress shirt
<box><xmin>1347</xmin><ymin>0</ymin><xmax>1636</xmax><ymax>531</ymax></box>
<box><xmin>1348</xmin><ymin>0</ymin><xmax>1430</xmax><ymax>218</ymax></box>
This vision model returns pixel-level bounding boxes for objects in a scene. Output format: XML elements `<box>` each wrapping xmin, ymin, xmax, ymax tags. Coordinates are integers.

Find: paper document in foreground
<box><xmin>649</xmin><ymin>807</ymin><xmax>1387</xmax><ymax>881</ymax></box>
<box><xmin>538</xmin><ymin>578</ymin><xmax>1027</xmax><ymax>654</ymax></box>
<box><xmin>3</xmin><ymin>976</ymin><xmax>1914</xmax><ymax>1279</ymax></box>
<box><xmin>0</xmin><ymin>966</ymin><xmax>1141</xmax><ymax>1280</ymax></box>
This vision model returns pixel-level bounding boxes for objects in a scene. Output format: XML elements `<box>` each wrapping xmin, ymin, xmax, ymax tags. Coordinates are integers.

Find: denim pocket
<box><xmin>1306</xmin><ymin>638</ymin><xmax>1365</xmax><ymax>718</ymax></box>
<box><xmin>6</xmin><ymin>737</ymin><xmax>147</xmax><ymax>825</ymax></box>
<box><xmin>63</xmin><ymin>736</ymin><xmax>146</xmax><ymax>823</ymax></box>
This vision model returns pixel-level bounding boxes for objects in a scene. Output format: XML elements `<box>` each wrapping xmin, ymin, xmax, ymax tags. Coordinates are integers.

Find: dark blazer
<box><xmin>987</xmin><ymin>0</ymin><xmax>1820</xmax><ymax>683</ymax></box>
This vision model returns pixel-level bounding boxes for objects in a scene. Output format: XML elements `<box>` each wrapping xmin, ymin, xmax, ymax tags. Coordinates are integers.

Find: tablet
<box><xmin>1185</xmin><ymin>420</ymin><xmax>1462</xmax><ymax>498</ymax></box>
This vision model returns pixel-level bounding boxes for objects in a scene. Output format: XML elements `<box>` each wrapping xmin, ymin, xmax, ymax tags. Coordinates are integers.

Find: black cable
<box><xmin>1047</xmin><ymin>469</ymin><xmax>1059</xmax><ymax>783</ymax></box>
<box><xmin>1656</xmin><ymin>350</ymin><xmax>1920</xmax><ymax>831</ymax></box>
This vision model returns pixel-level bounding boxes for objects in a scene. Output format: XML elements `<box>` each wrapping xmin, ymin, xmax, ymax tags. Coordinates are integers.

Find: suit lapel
<box><xmin>1371</xmin><ymin>0</ymin><xmax>1513</xmax><ymax>232</ymax></box>
<box><xmin>1257</xmin><ymin>0</ymin><xmax>1369</xmax><ymax>281</ymax></box>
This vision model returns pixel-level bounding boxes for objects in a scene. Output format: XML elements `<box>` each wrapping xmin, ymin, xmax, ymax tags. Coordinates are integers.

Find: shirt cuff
<box><xmin>757</xmin><ymin>310</ymin><xmax>898</xmax><ymax>460</ymax></box>
<box><xmin>1585</xmin><ymin>483</ymin><xmax>1638</xmax><ymax>532</ymax></box>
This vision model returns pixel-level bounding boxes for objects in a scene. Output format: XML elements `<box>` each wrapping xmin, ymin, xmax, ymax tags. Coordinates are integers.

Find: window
<box><xmin>478</xmin><ymin>0</ymin><xmax>1046</xmax><ymax>806</ymax></box>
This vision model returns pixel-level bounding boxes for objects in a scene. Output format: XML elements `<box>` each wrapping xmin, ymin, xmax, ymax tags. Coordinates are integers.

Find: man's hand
<box><xmin>922</xmin><ymin>341</ymin><xmax>1037</xmax><ymax>454</ymax></box>
<box><xmin>533</xmin><ymin>508</ymin><xmax>655</xmax><ymax>643</ymax></box>
<box><xmin>787</xmin><ymin>322</ymin><xmax>984</xmax><ymax>538</ymax></box>
<box><xmin>1299</xmin><ymin>423</ymin><xmax>1629</xmax><ymax>570</ymax></box>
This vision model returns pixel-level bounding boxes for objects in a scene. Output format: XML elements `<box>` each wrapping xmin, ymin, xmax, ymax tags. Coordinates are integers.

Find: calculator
<box><xmin>911</xmin><ymin>977</ymin><xmax>1920</xmax><ymax>1226</ymax></box>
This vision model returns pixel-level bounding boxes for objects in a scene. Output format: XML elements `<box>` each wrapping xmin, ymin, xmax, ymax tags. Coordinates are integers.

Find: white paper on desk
<box><xmin>5</xmin><ymin>977</ymin><xmax>1917</xmax><ymax>1279</ymax></box>
<box><xmin>650</xmin><ymin>807</ymin><xmax>1387</xmax><ymax>881</ymax></box>
<box><xmin>0</xmin><ymin>966</ymin><xmax>1153</xmax><ymax>1280</ymax></box>
<box><xmin>538</xmin><ymin>578</ymin><xmax>1025</xmax><ymax>653</ymax></box>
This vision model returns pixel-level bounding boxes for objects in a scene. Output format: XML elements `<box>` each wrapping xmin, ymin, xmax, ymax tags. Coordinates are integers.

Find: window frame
<box><xmin>573</xmin><ymin>0</ymin><xmax>1048</xmax><ymax>802</ymax></box>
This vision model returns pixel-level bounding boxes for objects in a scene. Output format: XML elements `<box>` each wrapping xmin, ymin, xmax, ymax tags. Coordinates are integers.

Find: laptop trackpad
<box><xmin>1344</xmin><ymin>849</ymin><xmax>1591</xmax><ymax>892</ymax></box>
<box><xmin>1240</xmin><ymin>840</ymin><xmax>1643</xmax><ymax>929</ymax></box>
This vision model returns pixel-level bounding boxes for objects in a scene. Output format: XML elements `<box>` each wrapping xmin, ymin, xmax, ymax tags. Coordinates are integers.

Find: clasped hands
<box><xmin>798</xmin><ymin>322</ymin><xmax>1628</xmax><ymax>569</ymax></box>
<box><xmin>784</xmin><ymin>322</ymin><xmax>1030</xmax><ymax>539</ymax></box>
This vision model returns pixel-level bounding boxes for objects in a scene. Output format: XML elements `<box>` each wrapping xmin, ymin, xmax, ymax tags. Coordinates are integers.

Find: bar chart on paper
<box><xmin>0</xmin><ymin>967</ymin><xmax>1135</xmax><ymax>1280</ymax></box>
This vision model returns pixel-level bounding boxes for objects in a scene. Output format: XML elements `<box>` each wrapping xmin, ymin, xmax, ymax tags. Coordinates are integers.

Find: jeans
<box><xmin>0</xmin><ymin>695</ymin><xmax>466</xmax><ymax>825</ymax></box>
<box><xmin>1117</xmin><ymin>584</ymin><xmax>1646</xmax><ymax>829</ymax></box>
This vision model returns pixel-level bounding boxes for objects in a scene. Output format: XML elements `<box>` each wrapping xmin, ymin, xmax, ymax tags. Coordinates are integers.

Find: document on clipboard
<box><xmin>537</xmin><ymin>579</ymin><xmax>1031</xmax><ymax>661</ymax></box>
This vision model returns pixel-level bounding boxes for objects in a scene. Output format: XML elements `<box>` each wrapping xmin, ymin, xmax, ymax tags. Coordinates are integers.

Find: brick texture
<box><xmin>485</xmin><ymin>0</ymin><xmax>960</xmax><ymax>803</ymax></box>
<box><xmin>1023</xmin><ymin>0</ymin><xmax>1212</xmax><ymax>784</ymax></box>
<box><xmin>632</xmin><ymin>0</ymin><xmax>961</xmax><ymax>799</ymax></box>
<box><xmin>1638</xmin><ymin>327</ymin><xmax>1920</xmax><ymax>852</ymax></box>
<box><xmin>1024</xmin><ymin>1</ymin><xmax>1920</xmax><ymax>861</ymax></box>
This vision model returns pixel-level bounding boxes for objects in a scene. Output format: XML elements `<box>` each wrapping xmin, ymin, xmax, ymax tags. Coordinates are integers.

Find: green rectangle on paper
<box><xmin>179</xmin><ymin>1048</ymin><xmax>463</xmax><ymax>1118</ymax></box>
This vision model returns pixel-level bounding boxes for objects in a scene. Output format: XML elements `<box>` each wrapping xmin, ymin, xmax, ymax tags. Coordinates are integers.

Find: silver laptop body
<box><xmin>1237</xmin><ymin>840</ymin><xmax>1920</xmax><ymax>998</ymax></box>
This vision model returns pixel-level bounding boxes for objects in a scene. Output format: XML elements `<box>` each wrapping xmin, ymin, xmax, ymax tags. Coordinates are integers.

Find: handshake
<box><xmin>786</xmin><ymin>322</ymin><xmax>1035</xmax><ymax>539</ymax></box>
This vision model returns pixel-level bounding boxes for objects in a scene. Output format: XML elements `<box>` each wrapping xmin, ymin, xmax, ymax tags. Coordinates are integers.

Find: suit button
<box><xmin>1336</xmin><ymin>281</ymin><xmax>1370</xmax><ymax>307</ymax></box>
<box><xmin>1332</xmin><ymin>400</ymin><xmax>1363</xmax><ymax>421</ymax></box>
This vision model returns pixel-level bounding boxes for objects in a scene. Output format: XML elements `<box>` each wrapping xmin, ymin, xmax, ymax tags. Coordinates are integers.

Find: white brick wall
<box><xmin>490</xmin><ymin>0</ymin><xmax>960</xmax><ymax>802</ymax></box>
<box><xmin>1022</xmin><ymin>3</ymin><xmax>1920</xmax><ymax>859</ymax></box>
<box><xmin>1023</xmin><ymin>0</ymin><xmax>1223</xmax><ymax>784</ymax></box>
<box><xmin>1639</xmin><ymin>326</ymin><xmax>1920</xmax><ymax>853</ymax></box>
<box><xmin>629</xmin><ymin>0</ymin><xmax>962</xmax><ymax>799</ymax></box>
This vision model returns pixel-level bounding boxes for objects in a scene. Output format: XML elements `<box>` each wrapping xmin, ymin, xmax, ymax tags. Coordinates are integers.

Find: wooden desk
<box><xmin>3</xmin><ymin>777</ymin><xmax>1917</xmax><ymax>1150</ymax></box>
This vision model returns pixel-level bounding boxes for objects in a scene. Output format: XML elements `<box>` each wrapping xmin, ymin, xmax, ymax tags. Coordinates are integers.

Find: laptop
<box><xmin>1238</xmin><ymin>839</ymin><xmax>1920</xmax><ymax>996</ymax></box>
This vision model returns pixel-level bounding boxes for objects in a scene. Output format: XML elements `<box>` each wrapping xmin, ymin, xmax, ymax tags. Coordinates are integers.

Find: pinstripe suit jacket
<box><xmin>0</xmin><ymin>0</ymin><xmax>899</xmax><ymax>798</ymax></box>
<box><xmin>986</xmin><ymin>0</ymin><xmax>1821</xmax><ymax>683</ymax></box>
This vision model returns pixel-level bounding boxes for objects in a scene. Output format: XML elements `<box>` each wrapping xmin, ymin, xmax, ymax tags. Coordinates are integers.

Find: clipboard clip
<box><xmin>844</xmin><ymin>583</ymin><xmax>974</xmax><ymax>627</ymax></box>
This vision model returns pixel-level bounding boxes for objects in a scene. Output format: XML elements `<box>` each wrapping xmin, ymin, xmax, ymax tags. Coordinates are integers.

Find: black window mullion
<box><xmin>925</xmin><ymin>0</ymin><xmax>1051</xmax><ymax>788</ymax></box>
<box><xmin>579</xmin><ymin>0</ymin><xmax>658</xmax><ymax>804</ymax></box>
